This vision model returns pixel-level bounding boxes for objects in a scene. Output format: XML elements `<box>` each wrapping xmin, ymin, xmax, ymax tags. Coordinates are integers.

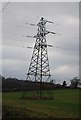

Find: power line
<box><xmin>3</xmin><ymin>38</ymin><xmax>32</xmax><ymax>43</ymax></box>
<box><xmin>3</xmin><ymin>36</ymin><xmax>78</xmax><ymax>50</ymax></box>
<box><xmin>3</xmin><ymin>43</ymin><xmax>34</xmax><ymax>49</ymax></box>
<box><xmin>0</xmin><ymin>0</ymin><xmax>11</xmax><ymax>13</ymax></box>
<box><xmin>2</xmin><ymin>23</ymin><xmax>78</xmax><ymax>40</ymax></box>
<box><xmin>2</xmin><ymin>2</ymin><xmax>78</xmax><ymax>34</ymax></box>
<box><xmin>2</xmin><ymin>6</ymin><xmax>78</xmax><ymax>38</ymax></box>
<box><xmin>3</xmin><ymin>20</ymin><xmax>34</xmax><ymax>29</ymax></box>
<box><xmin>3</xmin><ymin>18</ymin><xmax>78</xmax><ymax>39</ymax></box>
<box><xmin>2</xmin><ymin>6</ymin><xmax>40</xmax><ymax>22</ymax></box>
<box><xmin>3</xmin><ymin>10</ymin><xmax>78</xmax><ymax>34</ymax></box>
<box><xmin>3</xmin><ymin>31</ymin><xmax>79</xmax><ymax>48</ymax></box>
<box><xmin>2</xmin><ymin>7</ymin><xmax>79</xmax><ymax>50</ymax></box>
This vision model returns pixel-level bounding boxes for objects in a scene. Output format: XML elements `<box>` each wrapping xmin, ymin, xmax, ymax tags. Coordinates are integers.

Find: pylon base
<box><xmin>21</xmin><ymin>96</ymin><xmax>54</xmax><ymax>100</ymax></box>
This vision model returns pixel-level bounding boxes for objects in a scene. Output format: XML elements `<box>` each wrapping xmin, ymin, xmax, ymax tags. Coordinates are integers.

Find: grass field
<box><xmin>2</xmin><ymin>89</ymin><xmax>80</xmax><ymax>119</ymax></box>
<box><xmin>0</xmin><ymin>92</ymin><xmax>2</xmax><ymax>120</ymax></box>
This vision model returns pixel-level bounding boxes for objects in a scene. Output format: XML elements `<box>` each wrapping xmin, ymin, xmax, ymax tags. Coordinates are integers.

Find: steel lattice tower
<box><xmin>27</xmin><ymin>17</ymin><xmax>51</xmax><ymax>83</ymax></box>
<box><xmin>23</xmin><ymin>17</ymin><xmax>55</xmax><ymax>99</ymax></box>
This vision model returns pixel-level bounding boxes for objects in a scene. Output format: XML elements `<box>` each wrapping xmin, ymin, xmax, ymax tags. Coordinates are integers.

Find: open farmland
<box><xmin>2</xmin><ymin>89</ymin><xmax>80</xmax><ymax>119</ymax></box>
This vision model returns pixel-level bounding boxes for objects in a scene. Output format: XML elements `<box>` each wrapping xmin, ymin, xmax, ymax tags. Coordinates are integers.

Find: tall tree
<box><xmin>70</xmin><ymin>76</ymin><xmax>80</xmax><ymax>88</ymax></box>
<box><xmin>62</xmin><ymin>81</ymin><xmax>67</xmax><ymax>87</ymax></box>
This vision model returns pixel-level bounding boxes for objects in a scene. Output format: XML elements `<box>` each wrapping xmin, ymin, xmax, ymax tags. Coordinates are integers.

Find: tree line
<box><xmin>1</xmin><ymin>75</ymin><xmax>81</xmax><ymax>92</ymax></box>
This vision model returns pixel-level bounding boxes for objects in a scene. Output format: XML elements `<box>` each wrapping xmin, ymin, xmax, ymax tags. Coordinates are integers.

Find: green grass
<box><xmin>2</xmin><ymin>89</ymin><xmax>80</xmax><ymax>119</ymax></box>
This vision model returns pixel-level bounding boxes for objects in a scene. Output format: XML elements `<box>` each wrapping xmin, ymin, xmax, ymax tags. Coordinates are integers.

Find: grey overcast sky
<box><xmin>1</xmin><ymin>2</ymin><xmax>79</xmax><ymax>84</ymax></box>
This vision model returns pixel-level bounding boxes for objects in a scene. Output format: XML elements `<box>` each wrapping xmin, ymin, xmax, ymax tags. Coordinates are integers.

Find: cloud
<box><xmin>51</xmin><ymin>65</ymin><xmax>79</xmax><ymax>84</ymax></box>
<box><xmin>2</xmin><ymin>58</ymin><xmax>28</xmax><ymax>79</ymax></box>
<box><xmin>54</xmin><ymin>65</ymin><xmax>79</xmax><ymax>75</ymax></box>
<box><xmin>66</xmin><ymin>17</ymin><xmax>79</xmax><ymax>26</ymax></box>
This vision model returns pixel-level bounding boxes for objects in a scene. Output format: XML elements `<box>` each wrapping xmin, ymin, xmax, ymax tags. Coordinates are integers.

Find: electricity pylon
<box><xmin>23</xmin><ymin>17</ymin><xmax>57</xmax><ymax>99</ymax></box>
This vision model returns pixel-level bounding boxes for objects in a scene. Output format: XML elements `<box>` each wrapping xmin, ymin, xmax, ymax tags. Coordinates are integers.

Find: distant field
<box><xmin>2</xmin><ymin>89</ymin><xmax>80</xmax><ymax>119</ymax></box>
